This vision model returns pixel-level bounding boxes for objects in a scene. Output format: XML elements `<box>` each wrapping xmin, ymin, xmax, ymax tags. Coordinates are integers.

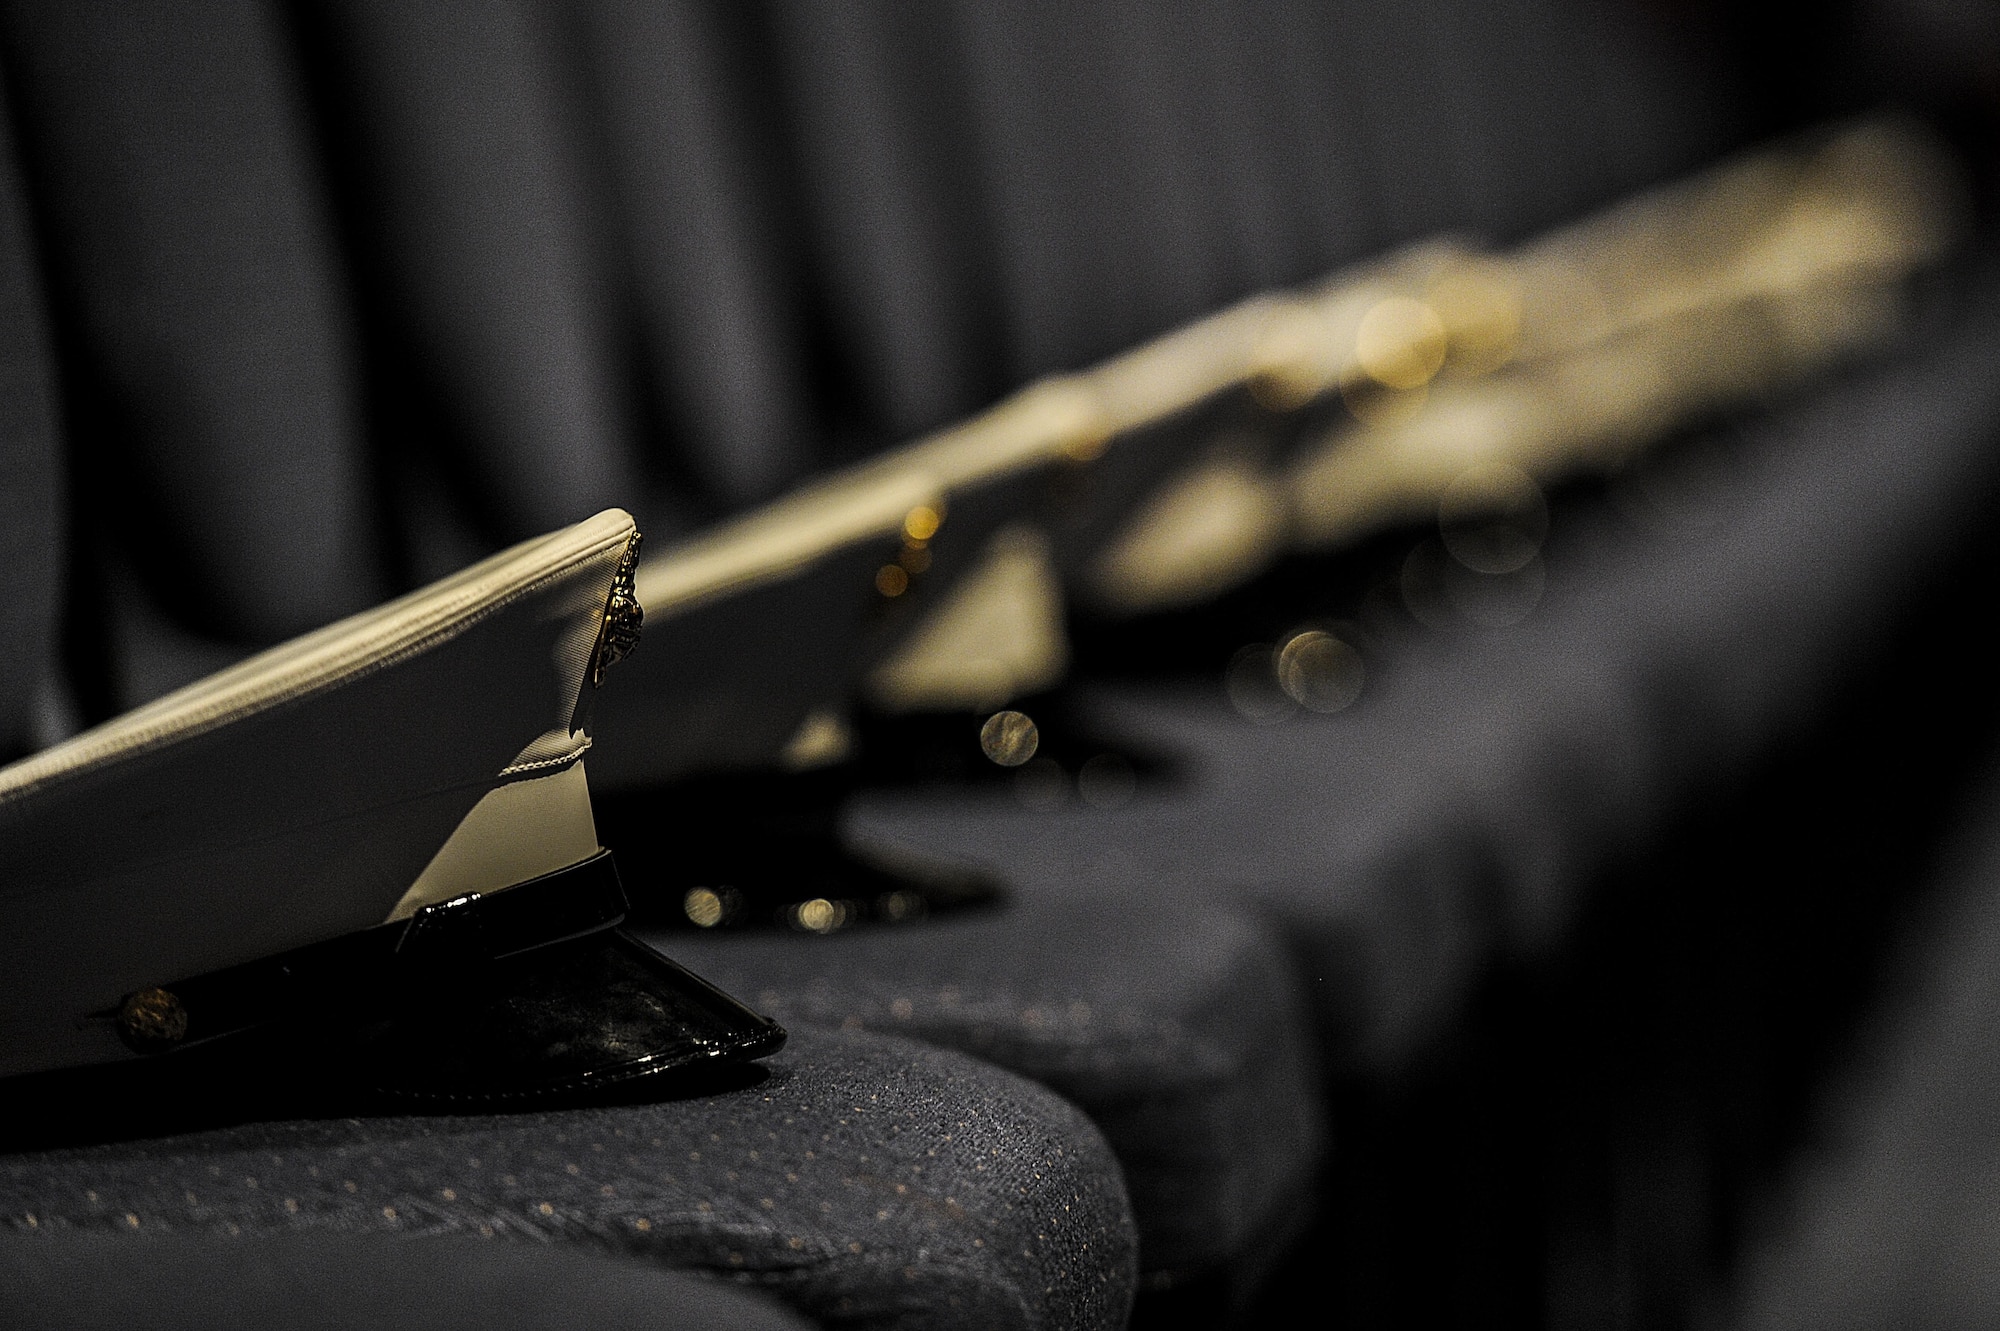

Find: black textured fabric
<box><xmin>574</xmin><ymin>0</ymin><xmax>816</xmax><ymax>514</ymax></box>
<box><xmin>0</xmin><ymin>1027</ymin><xmax>1137</xmax><ymax>1331</ymax></box>
<box><xmin>0</xmin><ymin>0</ymin><xmax>377</xmax><ymax>673</ymax></box>
<box><xmin>0</xmin><ymin>1229</ymin><xmax>813</xmax><ymax>1330</ymax></box>
<box><xmin>941</xmin><ymin>0</ymin><xmax>1738</xmax><ymax>386</ymax></box>
<box><xmin>651</xmin><ymin>886</ymin><xmax>1322</xmax><ymax>1297</ymax></box>
<box><xmin>0</xmin><ymin>69</ymin><xmax>58</xmax><ymax>759</ymax></box>
<box><xmin>298</xmin><ymin>0</ymin><xmax>641</xmax><ymax>562</ymax></box>
<box><xmin>752</xmin><ymin>3</ymin><xmax>1007</xmax><ymax>445</ymax></box>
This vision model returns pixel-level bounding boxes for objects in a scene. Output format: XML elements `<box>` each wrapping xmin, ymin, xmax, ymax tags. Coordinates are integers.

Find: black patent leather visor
<box><xmin>353</xmin><ymin>925</ymin><xmax>787</xmax><ymax>1104</ymax></box>
<box><xmin>94</xmin><ymin>850</ymin><xmax>785</xmax><ymax>1107</ymax></box>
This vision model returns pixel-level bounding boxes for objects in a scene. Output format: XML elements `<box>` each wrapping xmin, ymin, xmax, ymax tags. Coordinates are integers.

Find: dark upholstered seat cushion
<box><xmin>640</xmin><ymin>262</ymin><xmax>2000</xmax><ymax>1305</ymax></box>
<box><xmin>651</xmin><ymin>887</ymin><xmax>1322</xmax><ymax>1295</ymax></box>
<box><xmin>1722</xmin><ymin>757</ymin><xmax>2000</xmax><ymax>1331</ymax></box>
<box><xmin>0</xmin><ymin>1028</ymin><xmax>1137</xmax><ymax>1331</ymax></box>
<box><xmin>820</xmin><ymin>254</ymin><xmax>2000</xmax><ymax>1090</ymax></box>
<box><xmin>0</xmin><ymin>1229</ymin><xmax>812</xmax><ymax>1331</ymax></box>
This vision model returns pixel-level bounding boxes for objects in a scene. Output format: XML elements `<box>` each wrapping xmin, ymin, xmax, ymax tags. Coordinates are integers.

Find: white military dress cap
<box><xmin>0</xmin><ymin>508</ymin><xmax>782</xmax><ymax>1103</ymax></box>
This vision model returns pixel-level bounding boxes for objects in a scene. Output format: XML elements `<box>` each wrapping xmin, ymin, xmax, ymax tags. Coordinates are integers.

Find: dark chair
<box><xmin>0</xmin><ymin>1028</ymin><xmax>1139</xmax><ymax>1330</ymax></box>
<box><xmin>1</xmin><ymin>1229</ymin><xmax>816</xmax><ymax>1331</ymax></box>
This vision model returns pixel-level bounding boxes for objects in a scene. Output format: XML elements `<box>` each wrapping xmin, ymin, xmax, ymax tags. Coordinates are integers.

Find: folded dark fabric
<box><xmin>574</xmin><ymin>0</ymin><xmax>816</xmax><ymax>512</ymax></box>
<box><xmin>0</xmin><ymin>1229</ymin><xmax>813</xmax><ymax>1331</ymax></box>
<box><xmin>0</xmin><ymin>1027</ymin><xmax>1137</xmax><ymax>1331</ymax></box>
<box><xmin>943</xmin><ymin>0</ymin><xmax>1739</xmax><ymax>387</ymax></box>
<box><xmin>655</xmin><ymin>884</ymin><xmax>1322</xmax><ymax>1303</ymax></box>
<box><xmin>0</xmin><ymin>0</ymin><xmax>377</xmax><ymax>667</ymax></box>
<box><xmin>297</xmin><ymin>0</ymin><xmax>640</xmax><ymax>556</ymax></box>
<box><xmin>0</xmin><ymin>70</ymin><xmax>58</xmax><ymax>759</ymax></box>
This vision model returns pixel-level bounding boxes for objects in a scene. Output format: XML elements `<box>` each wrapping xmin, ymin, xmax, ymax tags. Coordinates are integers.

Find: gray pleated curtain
<box><xmin>0</xmin><ymin>0</ymin><xmax>1738</xmax><ymax>743</ymax></box>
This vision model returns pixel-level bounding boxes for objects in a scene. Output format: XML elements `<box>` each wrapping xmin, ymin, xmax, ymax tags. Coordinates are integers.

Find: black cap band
<box><xmin>105</xmin><ymin>850</ymin><xmax>630</xmax><ymax>1055</ymax></box>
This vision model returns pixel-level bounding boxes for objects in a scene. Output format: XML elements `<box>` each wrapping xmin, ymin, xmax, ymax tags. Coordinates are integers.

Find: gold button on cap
<box><xmin>116</xmin><ymin>987</ymin><xmax>188</xmax><ymax>1055</ymax></box>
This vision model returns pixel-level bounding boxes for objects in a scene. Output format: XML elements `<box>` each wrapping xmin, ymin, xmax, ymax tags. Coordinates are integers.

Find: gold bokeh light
<box><xmin>1276</xmin><ymin>630</ymin><xmax>1365</xmax><ymax>713</ymax></box>
<box><xmin>684</xmin><ymin>887</ymin><xmax>726</xmax><ymax>928</ymax></box>
<box><xmin>1354</xmin><ymin>296</ymin><xmax>1450</xmax><ymax>391</ymax></box>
